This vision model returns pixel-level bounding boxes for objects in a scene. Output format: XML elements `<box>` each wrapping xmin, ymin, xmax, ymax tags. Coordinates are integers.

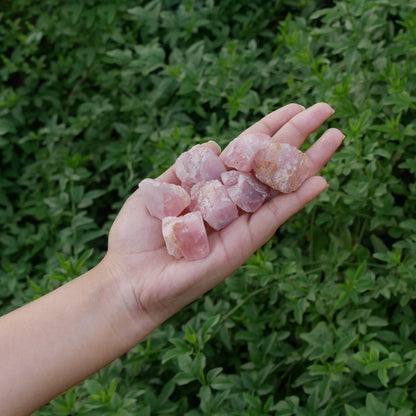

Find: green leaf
<box><xmin>396</xmin><ymin>367</ymin><xmax>416</xmax><ymax>386</ymax></box>
<box><xmin>399</xmin><ymin>219</ymin><xmax>416</xmax><ymax>232</ymax></box>
<box><xmin>210</xmin><ymin>374</ymin><xmax>233</xmax><ymax>390</ymax></box>
<box><xmin>334</xmin><ymin>333</ymin><xmax>357</xmax><ymax>353</ymax></box>
<box><xmin>243</xmin><ymin>392</ymin><xmax>261</xmax><ymax>409</ymax></box>
<box><xmin>105</xmin><ymin>49</ymin><xmax>133</xmax><ymax>66</ymax></box>
<box><xmin>177</xmin><ymin>353</ymin><xmax>193</xmax><ymax>373</ymax></box>
<box><xmin>206</xmin><ymin>367</ymin><xmax>223</xmax><ymax>384</ymax></box>
<box><xmin>365</xmin><ymin>393</ymin><xmax>390</xmax><ymax>415</ymax></box>
<box><xmin>0</xmin><ymin>119</ymin><xmax>16</xmax><ymax>135</ymax></box>
<box><xmin>345</xmin><ymin>404</ymin><xmax>362</xmax><ymax>416</ymax></box>
<box><xmin>200</xmin><ymin>314</ymin><xmax>220</xmax><ymax>342</ymax></box>
<box><xmin>173</xmin><ymin>372</ymin><xmax>196</xmax><ymax>386</ymax></box>
<box><xmin>161</xmin><ymin>347</ymin><xmax>187</xmax><ymax>364</ymax></box>
<box><xmin>367</xmin><ymin>316</ymin><xmax>388</xmax><ymax>327</ymax></box>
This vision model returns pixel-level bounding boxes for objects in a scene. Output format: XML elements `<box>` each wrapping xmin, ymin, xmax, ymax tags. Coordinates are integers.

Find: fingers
<box><xmin>208</xmin><ymin>121</ymin><xmax>343</xmax><ymax>265</ymax></box>
<box><xmin>306</xmin><ymin>128</ymin><xmax>345</xmax><ymax>175</ymax></box>
<box><xmin>156</xmin><ymin>103</ymin><xmax>338</xmax><ymax>186</ymax></box>
<box><xmin>237</xmin><ymin>103</ymin><xmax>305</xmax><ymax>137</ymax></box>
<box><xmin>157</xmin><ymin>103</ymin><xmax>306</xmax><ymax>184</ymax></box>
<box><xmin>156</xmin><ymin>165</ymin><xmax>180</xmax><ymax>184</ymax></box>
<box><xmin>272</xmin><ymin>102</ymin><xmax>334</xmax><ymax>148</ymax></box>
<box><xmin>244</xmin><ymin>125</ymin><xmax>343</xmax><ymax>247</ymax></box>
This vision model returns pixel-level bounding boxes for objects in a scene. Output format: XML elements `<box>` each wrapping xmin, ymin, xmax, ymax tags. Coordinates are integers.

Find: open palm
<box><xmin>104</xmin><ymin>103</ymin><xmax>344</xmax><ymax>330</ymax></box>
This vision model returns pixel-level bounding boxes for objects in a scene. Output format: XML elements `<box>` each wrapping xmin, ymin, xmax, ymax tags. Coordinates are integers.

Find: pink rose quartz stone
<box><xmin>139</xmin><ymin>178</ymin><xmax>190</xmax><ymax>220</ymax></box>
<box><xmin>253</xmin><ymin>142</ymin><xmax>311</xmax><ymax>193</ymax></box>
<box><xmin>221</xmin><ymin>133</ymin><xmax>271</xmax><ymax>172</ymax></box>
<box><xmin>190</xmin><ymin>180</ymin><xmax>238</xmax><ymax>231</ymax></box>
<box><xmin>174</xmin><ymin>144</ymin><xmax>226</xmax><ymax>189</ymax></box>
<box><xmin>221</xmin><ymin>170</ymin><xmax>270</xmax><ymax>213</ymax></box>
<box><xmin>142</xmin><ymin>137</ymin><xmax>313</xmax><ymax>261</ymax></box>
<box><xmin>162</xmin><ymin>211</ymin><xmax>209</xmax><ymax>261</ymax></box>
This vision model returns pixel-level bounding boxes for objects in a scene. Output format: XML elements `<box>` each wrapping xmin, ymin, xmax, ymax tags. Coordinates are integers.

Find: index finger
<box><xmin>158</xmin><ymin>103</ymin><xmax>306</xmax><ymax>184</ymax></box>
<box><xmin>272</xmin><ymin>102</ymin><xmax>334</xmax><ymax>148</ymax></box>
<box><xmin>239</xmin><ymin>103</ymin><xmax>305</xmax><ymax>137</ymax></box>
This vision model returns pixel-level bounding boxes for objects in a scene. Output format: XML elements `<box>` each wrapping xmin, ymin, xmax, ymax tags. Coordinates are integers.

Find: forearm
<box><xmin>0</xmin><ymin>257</ymin><xmax>149</xmax><ymax>416</ymax></box>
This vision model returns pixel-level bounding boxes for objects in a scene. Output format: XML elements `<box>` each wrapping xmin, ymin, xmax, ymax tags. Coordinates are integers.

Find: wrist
<box><xmin>97</xmin><ymin>254</ymin><xmax>158</xmax><ymax>349</ymax></box>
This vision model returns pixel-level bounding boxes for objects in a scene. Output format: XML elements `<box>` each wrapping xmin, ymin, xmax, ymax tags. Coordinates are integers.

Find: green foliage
<box><xmin>1</xmin><ymin>0</ymin><xmax>416</xmax><ymax>414</ymax></box>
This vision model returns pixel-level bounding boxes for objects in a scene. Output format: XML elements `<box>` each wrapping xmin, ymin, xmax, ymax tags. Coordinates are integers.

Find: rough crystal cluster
<box><xmin>175</xmin><ymin>144</ymin><xmax>226</xmax><ymax>189</ymax></box>
<box><xmin>191</xmin><ymin>180</ymin><xmax>238</xmax><ymax>230</ymax></box>
<box><xmin>221</xmin><ymin>132</ymin><xmax>270</xmax><ymax>172</ymax></box>
<box><xmin>162</xmin><ymin>212</ymin><xmax>209</xmax><ymax>261</ymax></box>
<box><xmin>221</xmin><ymin>170</ymin><xmax>270</xmax><ymax>213</ymax></box>
<box><xmin>139</xmin><ymin>178</ymin><xmax>190</xmax><ymax>219</ymax></box>
<box><xmin>253</xmin><ymin>142</ymin><xmax>310</xmax><ymax>193</ymax></box>
<box><xmin>139</xmin><ymin>134</ymin><xmax>311</xmax><ymax>261</ymax></box>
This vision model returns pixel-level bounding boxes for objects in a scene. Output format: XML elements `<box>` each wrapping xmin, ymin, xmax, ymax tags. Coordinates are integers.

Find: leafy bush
<box><xmin>1</xmin><ymin>0</ymin><xmax>416</xmax><ymax>414</ymax></box>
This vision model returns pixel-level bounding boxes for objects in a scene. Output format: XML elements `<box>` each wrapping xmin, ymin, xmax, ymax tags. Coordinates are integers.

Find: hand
<box><xmin>103</xmin><ymin>102</ymin><xmax>344</xmax><ymax>335</ymax></box>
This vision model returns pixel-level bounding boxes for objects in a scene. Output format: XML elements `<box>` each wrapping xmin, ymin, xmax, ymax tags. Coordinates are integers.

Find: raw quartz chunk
<box><xmin>221</xmin><ymin>132</ymin><xmax>271</xmax><ymax>172</ymax></box>
<box><xmin>142</xmin><ymin>138</ymin><xmax>312</xmax><ymax>261</ymax></box>
<box><xmin>221</xmin><ymin>170</ymin><xmax>270</xmax><ymax>213</ymax></box>
<box><xmin>191</xmin><ymin>180</ymin><xmax>238</xmax><ymax>231</ymax></box>
<box><xmin>162</xmin><ymin>211</ymin><xmax>209</xmax><ymax>261</ymax></box>
<box><xmin>174</xmin><ymin>144</ymin><xmax>226</xmax><ymax>189</ymax></box>
<box><xmin>139</xmin><ymin>178</ymin><xmax>190</xmax><ymax>220</ymax></box>
<box><xmin>253</xmin><ymin>142</ymin><xmax>311</xmax><ymax>193</ymax></box>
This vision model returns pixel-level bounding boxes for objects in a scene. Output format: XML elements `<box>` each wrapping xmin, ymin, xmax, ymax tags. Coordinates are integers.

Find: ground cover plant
<box><xmin>1</xmin><ymin>0</ymin><xmax>416</xmax><ymax>414</ymax></box>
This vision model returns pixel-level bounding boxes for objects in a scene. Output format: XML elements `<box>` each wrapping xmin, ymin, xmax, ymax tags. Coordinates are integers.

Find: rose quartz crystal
<box><xmin>162</xmin><ymin>211</ymin><xmax>209</xmax><ymax>261</ymax></box>
<box><xmin>190</xmin><ymin>180</ymin><xmax>238</xmax><ymax>230</ymax></box>
<box><xmin>139</xmin><ymin>178</ymin><xmax>190</xmax><ymax>220</ymax></box>
<box><xmin>253</xmin><ymin>142</ymin><xmax>310</xmax><ymax>193</ymax></box>
<box><xmin>221</xmin><ymin>170</ymin><xmax>270</xmax><ymax>213</ymax></box>
<box><xmin>253</xmin><ymin>142</ymin><xmax>309</xmax><ymax>193</ymax></box>
<box><xmin>221</xmin><ymin>133</ymin><xmax>271</xmax><ymax>172</ymax></box>
<box><xmin>142</xmin><ymin>136</ymin><xmax>313</xmax><ymax>261</ymax></box>
<box><xmin>175</xmin><ymin>144</ymin><xmax>226</xmax><ymax>188</ymax></box>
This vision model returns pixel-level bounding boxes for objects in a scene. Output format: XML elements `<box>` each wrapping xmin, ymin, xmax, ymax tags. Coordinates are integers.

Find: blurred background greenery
<box><xmin>1</xmin><ymin>0</ymin><xmax>416</xmax><ymax>414</ymax></box>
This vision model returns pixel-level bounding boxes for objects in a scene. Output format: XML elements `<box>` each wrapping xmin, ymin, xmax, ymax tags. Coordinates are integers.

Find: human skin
<box><xmin>0</xmin><ymin>103</ymin><xmax>344</xmax><ymax>416</ymax></box>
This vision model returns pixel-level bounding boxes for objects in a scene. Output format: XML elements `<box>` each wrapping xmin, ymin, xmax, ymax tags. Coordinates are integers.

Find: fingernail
<box><xmin>208</xmin><ymin>140</ymin><xmax>221</xmax><ymax>153</ymax></box>
<box><xmin>298</xmin><ymin>104</ymin><xmax>306</xmax><ymax>110</ymax></box>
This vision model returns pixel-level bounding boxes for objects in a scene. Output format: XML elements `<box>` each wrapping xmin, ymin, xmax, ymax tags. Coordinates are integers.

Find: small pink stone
<box><xmin>162</xmin><ymin>211</ymin><xmax>209</xmax><ymax>261</ymax></box>
<box><xmin>139</xmin><ymin>178</ymin><xmax>190</xmax><ymax>220</ymax></box>
<box><xmin>175</xmin><ymin>144</ymin><xmax>226</xmax><ymax>188</ymax></box>
<box><xmin>190</xmin><ymin>180</ymin><xmax>238</xmax><ymax>231</ymax></box>
<box><xmin>221</xmin><ymin>133</ymin><xmax>271</xmax><ymax>172</ymax></box>
<box><xmin>221</xmin><ymin>170</ymin><xmax>270</xmax><ymax>213</ymax></box>
<box><xmin>253</xmin><ymin>142</ymin><xmax>310</xmax><ymax>193</ymax></box>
